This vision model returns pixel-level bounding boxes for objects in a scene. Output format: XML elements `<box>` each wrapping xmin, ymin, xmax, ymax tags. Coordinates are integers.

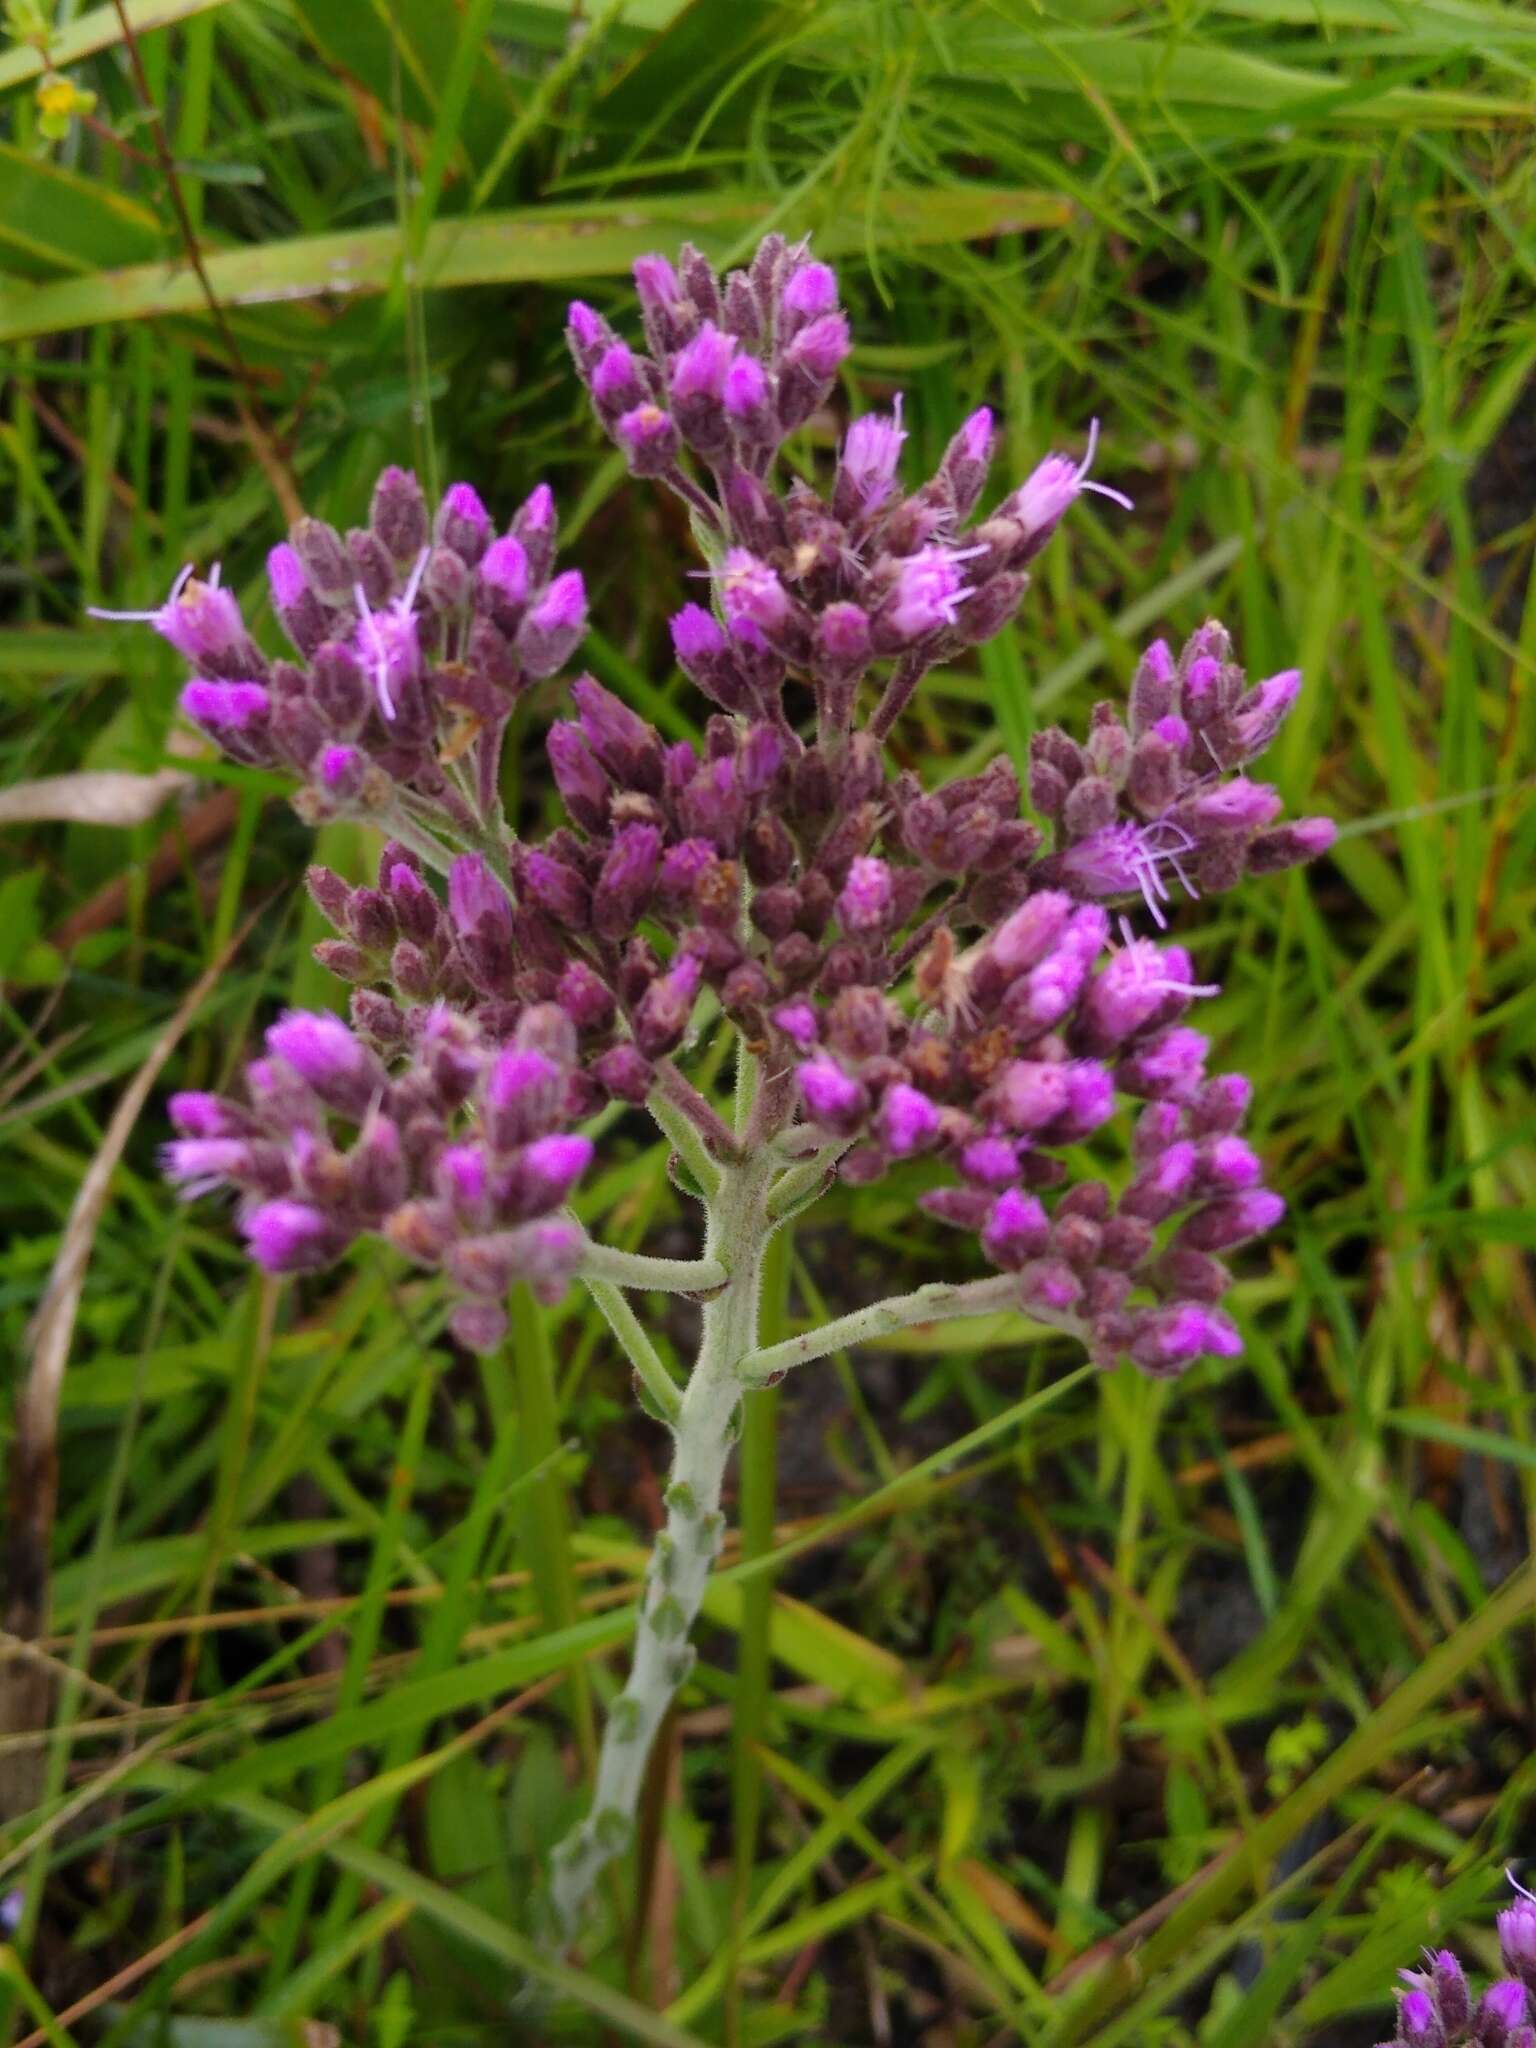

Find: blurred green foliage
<box><xmin>1</xmin><ymin>2</ymin><xmax>1533</xmax><ymax>2043</ymax></box>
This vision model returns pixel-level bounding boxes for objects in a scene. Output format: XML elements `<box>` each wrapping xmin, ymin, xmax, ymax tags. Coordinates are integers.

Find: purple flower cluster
<box><xmin>165</xmin><ymin>975</ymin><xmax>593</xmax><ymax>1352</ymax></box>
<box><xmin>1379</xmin><ymin>1890</ymin><xmax>1536</xmax><ymax>2048</ymax></box>
<box><xmin>104</xmin><ymin>231</ymin><xmax>1335</xmax><ymax>1375</ymax></box>
<box><xmin>1031</xmin><ymin>626</ymin><xmax>1332</xmax><ymax>926</ymax></box>
<box><xmin>568</xmin><ymin>237</ymin><xmax>1132</xmax><ymax>740</ymax></box>
<box><xmin>93</xmin><ymin>468</ymin><xmax>586</xmax><ymax>829</ymax></box>
<box><xmin>783</xmin><ymin>906</ymin><xmax>1276</xmax><ymax>1372</ymax></box>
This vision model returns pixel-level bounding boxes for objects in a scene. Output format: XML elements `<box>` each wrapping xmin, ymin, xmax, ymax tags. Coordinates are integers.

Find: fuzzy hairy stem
<box><xmin>738</xmin><ymin>1272</ymin><xmax>1047</xmax><ymax>1382</ymax></box>
<box><xmin>576</xmin><ymin>1241</ymin><xmax>727</xmax><ymax>1294</ymax></box>
<box><xmin>548</xmin><ymin>1152</ymin><xmax>776</xmax><ymax>1941</ymax></box>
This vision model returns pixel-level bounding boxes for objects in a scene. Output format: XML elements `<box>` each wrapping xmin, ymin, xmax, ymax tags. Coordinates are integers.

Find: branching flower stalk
<box><xmin>93</xmin><ymin>234</ymin><xmax>1335</xmax><ymax>1944</ymax></box>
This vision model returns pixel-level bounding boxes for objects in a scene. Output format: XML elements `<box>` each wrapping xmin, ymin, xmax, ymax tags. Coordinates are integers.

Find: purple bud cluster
<box><xmin>106</xmin><ymin>232</ymin><xmax>1335</xmax><ymax>1364</ymax></box>
<box><xmin>567</xmin><ymin>237</ymin><xmax>1137</xmax><ymax>737</ymax></box>
<box><xmin>94</xmin><ymin>468</ymin><xmax>585</xmax><ymax>831</ymax></box>
<box><xmin>1378</xmin><ymin>1890</ymin><xmax>1536</xmax><ymax>2048</ymax></box>
<box><xmin>1030</xmin><ymin>624</ymin><xmax>1333</xmax><ymax>925</ymax></box>
<box><xmin>164</xmin><ymin>984</ymin><xmax>594</xmax><ymax>1353</ymax></box>
<box><xmin>783</xmin><ymin>897</ymin><xmax>1276</xmax><ymax>1371</ymax></box>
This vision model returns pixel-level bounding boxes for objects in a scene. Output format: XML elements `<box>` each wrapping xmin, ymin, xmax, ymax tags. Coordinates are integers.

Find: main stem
<box><xmin>548</xmin><ymin>1149</ymin><xmax>775</xmax><ymax>1941</ymax></box>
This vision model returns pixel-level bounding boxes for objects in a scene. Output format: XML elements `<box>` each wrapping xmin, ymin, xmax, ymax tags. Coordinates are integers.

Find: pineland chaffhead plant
<box><xmin>94</xmin><ymin>235</ymin><xmax>1334</xmax><ymax>1941</ymax></box>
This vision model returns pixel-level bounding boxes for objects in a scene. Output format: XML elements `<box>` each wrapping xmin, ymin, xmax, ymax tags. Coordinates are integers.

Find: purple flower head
<box><xmin>439</xmin><ymin>1142</ymin><xmax>489</xmax><ymax>1216</ymax></box>
<box><xmin>546</xmin><ymin>719</ymin><xmax>610</xmax><ymax>832</ymax></box>
<box><xmin>633</xmin><ymin>252</ymin><xmax>682</xmax><ymax>313</ymax></box>
<box><xmin>519</xmin><ymin>570</ymin><xmax>588</xmax><ymax>679</ymax></box>
<box><xmin>1248</xmin><ymin>816</ymin><xmax>1337</xmax><ymax>873</ymax></box>
<box><xmin>959</xmin><ymin>1136</ymin><xmax>1021</xmax><ymax>1189</ymax></box>
<box><xmin>991</xmin><ymin>891</ymin><xmax>1074</xmax><ymax>976</ymax></box>
<box><xmin>1186</xmin><ymin>776</ymin><xmax>1283</xmax><ymax>833</ymax></box>
<box><xmin>658</xmin><ymin>837</ymin><xmax>717</xmax><ymax>902</ymax></box>
<box><xmin>1129</xmin><ymin>1302</ymin><xmax>1242</xmax><ymax>1374</ymax></box>
<box><xmin>615</xmin><ymin>402</ymin><xmax>680</xmax><ymax>476</ymax></box>
<box><xmin>448</xmin><ymin>853</ymin><xmax>509</xmax><ymax>937</ymax></box>
<box><xmin>242</xmin><ymin>1199</ymin><xmax>339</xmax><ymax>1274</ymax></box>
<box><xmin>267</xmin><ymin>542</ymin><xmax>308</xmax><ymax>610</ymax></box>
<box><xmin>785</xmin><ymin>312</ymin><xmax>851</xmax><ymax>380</ymax></box>
<box><xmin>723</xmin><ymin>353</ymin><xmax>770</xmax><ymax>423</ymax></box>
<box><xmin>181</xmin><ymin>680</ymin><xmax>270</xmax><ymax>736</ymax></box>
<box><xmin>515</xmin><ymin>1132</ymin><xmax>594</xmax><ymax>1211</ymax></box>
<box><xmin>353</xmin><ymin>550</ymin><xmax>428</xmax><ymax>721</ymax></box>
<box><xmin>1058</xmin><ymin>821</ymin><xmax>1199</xmax><ymax>927</ymax></box>
<box><xmin>436</xmin><ymin>481</ymin><xmax>491</xmax><ymax>563</ymax></box>
<box><xmin>169</xmin><ymin>1091</ymin><xmax>246</xmax><ymax>1140</ymax></box>
<box><xmin>840</xmin><ymin>395</ymin><xmax>906</xmax><ymax>512</ymax></box>
<box><xmin>838</xmin><ymin>856</ymin><xmax>895</xmax><ymax>936</ymax></box>
<box><xmin>162</xmin><ymin>1137</ymin><xmax>253</xmax><ymax>1198</ymax></box>
<box><xmin>772</xmin><ymin>1001</ymin><xmax>820</xmax><ymax>1052</ymax></box>
<box><xmin>670</xmin><ymin>322</ymin><xmax>735</xmax><ymax>402</ymax></box>
<box><xmin>1203</xmin><ymin>1135</ymin><xmax>1263</xmax><ymax>1191</ymax></box>
<box><xmin>721</xmin><ymin>549</ymin><xmax>792</xmax><ymax>635</ymax></box>
<box><xmin>556</xmin><ymin>960</ymin><xmax>615</xmax><ymax>1034</ymax></box>
<box><xmin>1429</xmin><ymin>1952</ymin><xmax>1473</xmax><ymax>2034</ymax></box>
<box><xmin>1021</xmin><ymin>1259</ymin><xmax>1084</xmax><ymax>1316</ymax></box>
<box><xmin>797</xmin><ymin>1057</ymin><xmax>867</xmax><ymax>1136</ymax></box>
<box><xmin>1501</xmin><ymin>1895</ymin><xmax>1536</xmax><ymax>1987</ymax></box>
<box><xmin>593</xmin><ymin>342</ymin><xmax>643</xmax><ymax>410</ymax></box>
<box><xmin>532</xmin><ymin>569</ymin><xmax>586</xmax><ymax>634</ymax></box>
<box><xmin>478</xmin><ymin>534</ymin><xmax>530</xmax><ymax>613</ymax></box>
<box><xmin>958</xmin><ymin>407</ymin><xmax>994</xmax><ymax>463</ymax></box>
<box><xmin>670</xmin><ymin>602</ymin><xmax>726</xmax><ymax>672</ymax></box>
<box><xmin>266</xmin><ymin>1010</ymin><xmax>382</xmax><ymax>1114</ymax></box>
<box><xmin>884</xmin><ymin>544</ymin><xmax>978</xmax><ymax>640</ymax></box>
<box><xmin>91</xmin><ymin>562</ymin><xmax>250</xmax><ymax>670</ymax></box>
<box><xmin>782</xmin><ymin>260</ymin><xmax>838</xmax><ymax>320</ymax></box>
<box><xmin>1008</xmin><ymin>419</ymin><xmax>1134</xmax><ymax>553</ymax></box>
<box><xmin>317</xmin><ymin>744</ymin><xmax>366</xmax><ymax>803</ymax></box>
<box><xmin>1477</xmin><ymin>1981</ymin><xmax>1531</xmax><ymax>2047</ymax></box>
<box><xmin>594</xmin><ymin>823</ymin><xmax>663</xmax><ymax>939</ymax></box>
<box><xmin>1175</xmin><ymin>1188</ymin><xmax>1285</xmax><ymax>1253</ymax></box>
<box><xmin>1118</xmin><ymin>1025</ymin><xmax>1210</xmax><ymax>1102</ymax></box>
<box><xmin>878</xmin><ymin>1083</ymin><xmax>941</xmax><ymax>1158</ymax></box>
<box><xmin>1232</xmin><ymin>666</ymin><xmax>1302</xmax><ymax>754</ymax></box>
<box><xmin>523</xmin><ymin>850</ymin><xmax>591</xmax><ymax>928</ymax></box>
<box><xmin>816</xmin><ymin>602</ymin><xmax>871</xmax><ymax>676</ymax></box>
<box><xmin>566</xmin><ymin>299</ymin><xmax>605</xmax><ymax>361</ymax></box>
<box><xmin>484</xmin><ymin>1046</ymin><xmax>564</xmax><ymax>1149</ymax></box>
<box><xmin>370</xmin><ymin>466</ymin><xmax>429</xmax><ymax>562</ymax></box>
<box><xmin>1394</xmin><ymin>1989</ymin><xmax>1443</xmax><ymax>2048</ymax></box>
<box><xmin>1085</xmin><ymin>940</ymin><xmax>1213</xmax><ymax>1044</ymax></box>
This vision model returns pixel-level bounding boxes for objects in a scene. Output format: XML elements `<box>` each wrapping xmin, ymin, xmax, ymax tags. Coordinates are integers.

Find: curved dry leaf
<box><xmin>0</xmin><ymin>765</ymin><xmax>192</xmax><ymax>828</ymax></box>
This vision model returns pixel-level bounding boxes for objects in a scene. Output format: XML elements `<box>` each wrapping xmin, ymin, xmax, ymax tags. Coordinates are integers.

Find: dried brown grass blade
<box><xmin>0</xmin><ymin>914</ymin><xmax>256</xmax><ymax>1820</ymax></box>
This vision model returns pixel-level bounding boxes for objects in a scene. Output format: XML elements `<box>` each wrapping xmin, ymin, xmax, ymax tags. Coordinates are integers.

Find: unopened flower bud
<box><xmin>592</xmin><ymin>341</ymin><xmax>645</xmax><ymax>416</ymax></box>
<box><xmin>433</xmin><ymin>480</ymin><xmax>491</xmax><ymax>565</ymax></box>
<box><xmin>1175</xmin><ymin>1188</ymin><xmax>1285</xmax><ymax>1253</ymax></box>
<box><xmin>289</xmin><ymin>516</ymin><xmax>352</xmax><ymax>599</ymax></box>
<box><xmin>370</xmin><ymin>465</ymin><xmax>428</xmax><ymax>561</ymax></box>
<box><xmin>942</xmin><ymin>406</ymin><xmax>995</xmax><ymax>519</ymax></box>
<box><xmin>722</xmin><ymin>353</ymin><xmax>774</xmax><ymax>445</ymax></box>
<box><xmin>265</xmin><ymin>1009</ymin><xmax>383</xmax><ymax>1115</ymax></box>
<box><xmin>517</xmin><ymin>569</ymin><xmax>587</xmax><ymax>679</ymax></box>
<box><xmin>591</xmin><ymin>1042</ymin><xmax>654</xmax><ymax>1105</ymax></box>
<box><xmin>1476</xmin><ymin>1981</ymin><xmax>1531</xmax><ymax>2048</ymax></box>
<box><xmin>797</xmin><ymin>1057</ymin><xmax>867</xmax><ymax>1135</ymax></box>
<box><xmin>616</xmin><ymin>402</ymin><xmax>679</xmax><ymax>476</ymax></box>
<box><xmin>594</xmin><ymin>823</ymin><xmax>663</xmax><ymax>940</ymax></box>
<box><xmin>242</xmin><ymin>1199</ymin><xmax>342</xmax><ymax>1274</ymax></box>
<box><xmin>781</xmin><ymin>260</ymin><xmax>838</xmax><ymax>324</ymax></box>
<box><xmin>1245</xmin><ymin>817</ymin><xmax>1336</xmax><ymax>873</ymax></box>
